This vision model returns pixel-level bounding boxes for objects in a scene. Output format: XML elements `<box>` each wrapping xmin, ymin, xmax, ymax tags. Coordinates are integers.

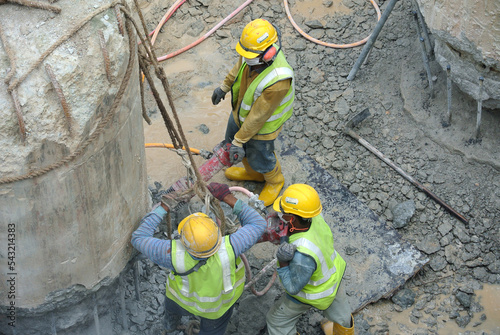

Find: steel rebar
<box><xmin>476</xmin><ymin>76</ymin><xmax>484</xmax><ymax>139</ymax></box>
<box><xmin>446</xmin><ymin>64</ymin><xmax>452</xmax><ymax>125</ymax></box>
<box><xmin>118</xmin><ymin>274</ymin><xmax>129</xmax><ymax>332</ymax></box>
<box><xmin>98</xmin><ymin>30</ymin><xmax>112</xmax><ymax>83</ymax></box>
<box><xmin>419</xmin><ymin>37</ymin><xmax>434</xmax><ymax>98</ymax></box>
<box><xmin>133</xmin><ymin>260</ymin><xmax>141</xmax><ymax>300</ymax></box>
<box><xmin>347</xmin><ymin>0</ymin><xmax>399</xmax><ymax>81</ymax></box>
<box><xmin>51</xmin><ymin>312</ymin><xmax>57</xmax><ymax>335</ymax></box>
<box><xmin>45</xmin><ymin>63</ymin><xmax>72</xmax><ymax>133</ymax></box>
<box><xmin>93</xmin><ymin>293</ymin><xmax>101</xmax><ymax>335</ymax></box>
<box><xmin>412</xmin><ymin>0</ymin><xmax>432</xmax><ymax>58</ymax></box>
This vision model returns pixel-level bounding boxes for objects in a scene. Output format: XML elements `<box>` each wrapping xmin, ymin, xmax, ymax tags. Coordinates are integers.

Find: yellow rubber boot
<box><xmin>259</xmin><ymin>159</ymin><xmax>285</xmax><ymax>207</ymax></box>
<box><xmin>225</xmin><ymin>158</ymin><xmax>264</xmax><ymax>182</ymax></box>
<box><xmin>321</xmin><ymin>315</ymin><xmax>354</xmax><ymax>335</ymax></box>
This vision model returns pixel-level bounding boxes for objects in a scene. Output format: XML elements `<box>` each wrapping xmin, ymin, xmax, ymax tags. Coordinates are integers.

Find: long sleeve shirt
<box><xmin>278</xmin><ymin>251</ymin><xmax>317</xmax><ymax>300</ymax></box>
<box><xmin>221</xmin><ymin>56</ymin><xmax>291</xmax><ymax>143</ymax></box>
<box><xmin>131</xmin><ymin>200</ymin><xmax>267</xmax><ymax>269</ymax></box>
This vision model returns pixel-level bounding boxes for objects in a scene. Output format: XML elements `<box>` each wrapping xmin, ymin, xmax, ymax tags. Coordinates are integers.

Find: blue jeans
<box><xmin>225</xmin><ymin>113</ymin><xmax>276</xmax><ymax>174</ymax></box>
<box><xmin>163</xmin><ymin>296</ymin><xmax>234</xmax><ymax>335</ymax></box>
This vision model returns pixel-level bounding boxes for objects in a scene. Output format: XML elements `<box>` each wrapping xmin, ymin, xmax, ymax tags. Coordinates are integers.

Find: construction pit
<box><xmin>0</xmin><ymin>0</ymin><xmax>499</xmax><ymax>334</ymax></box>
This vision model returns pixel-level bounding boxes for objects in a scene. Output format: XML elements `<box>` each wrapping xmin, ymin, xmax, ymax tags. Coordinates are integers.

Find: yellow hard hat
<box><xmin>236</xmin><ymin>19</ymin><xmax>278</xmax><ymax>58</ymax></box>
<box><xmin>178</xmin><ymin>213</ymin><xmax>222</xmax><ymax>258</ymax></box>
<box><xmin>273</xmin><ymin>184</ymin><xmax>322</xmax><ymax>218</ymax></box>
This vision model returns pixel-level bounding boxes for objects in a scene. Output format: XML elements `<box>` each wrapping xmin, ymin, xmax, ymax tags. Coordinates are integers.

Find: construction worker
<box><xmin>266</xmin><ymin>184</ymin><xmax>354</xmax><ymax>335</ymax></box>
<box><xmin>211</xmin><ymin>18</ymin><xmax>295</xmax><ymax>207</ymax></box>
<box><xmin>131</xmin><ymin>182</ymin><xmax>267</xmax><ymax>334</ymax></box>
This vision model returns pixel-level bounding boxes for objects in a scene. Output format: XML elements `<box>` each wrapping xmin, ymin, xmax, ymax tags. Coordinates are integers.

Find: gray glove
<box><xmin>211</xmin><ymin>87</ymin><xmax>226</xmax><ymax>105</ymax></box>
<box><xmin>229</xmin><ymin>144</ymin><xmax>245</xmax><ymax>165</ymax></box>
<box><xmin>276</xmin><ymin>242</ymin><xmax>297</xmax><ymax>263</ymax></box>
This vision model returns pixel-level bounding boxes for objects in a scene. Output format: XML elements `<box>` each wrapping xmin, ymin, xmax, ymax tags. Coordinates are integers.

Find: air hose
<box><xmin>229</xmin><ymin>186</ymin><xmax>278</xmax><ymax>297</ymax></box>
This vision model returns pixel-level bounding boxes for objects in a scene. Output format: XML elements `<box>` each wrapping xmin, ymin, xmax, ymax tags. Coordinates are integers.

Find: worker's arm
<box><xmin>131</xmin><ymin>204</ymin><xmax>174</xmax><ymax>270</ymax></box>
<box><xmin>233</xmin><ymin>79</ymin><xmax>291</xmax><ymax>145</ymax></box>
<box><xmin>227</xmin><ymin>197</ymin><xmax>267</xmax><ymax>258</ymax></box>
<box><xmin>207</xmin><ymin>183</ymin><xmax>267</xmax><ymax>257</ymax></box>
<box><xmin>277</xmin><ymin>252</ymin><xmax>316</xmax><ymax>295</ymax></box>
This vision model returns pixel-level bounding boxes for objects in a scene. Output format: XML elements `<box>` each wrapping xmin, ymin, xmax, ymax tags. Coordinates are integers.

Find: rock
<box><xmin>455</xmin><ymin>291</ymin><xmax>471</xmax><ymax>308</ymax></box>
<box><xmin>391</xmin><ymin>288</ymin><xmax>416</xmax><ymax>308</ymax></box>
<box><xmin>429</xmin><ymin>255</ymin><xmax>447</xmax><ymax>271</ymax></box>
<box><xmin>391</xmin><ymin>200</ymin><xmax>415</xmax><ymax>228</ymax></box>
<box><xmin>438</xmin><ymin>221</ymin><xmax>453</xmax><ymax>236</ymax></box>
<box><xmin>305</xmin><ymin>20</ymin><xmax>323</xmax><ymax>29</ymax></box>
<box><xmin>416</xmin><ymin>235</ymin><xmax>441</xmax><ymax>255</ymax></box>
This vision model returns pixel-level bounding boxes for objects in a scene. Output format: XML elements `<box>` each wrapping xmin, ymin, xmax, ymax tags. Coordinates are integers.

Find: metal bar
<box><xmin>118</xmin><ymin>274</ymin><xmax>129</xmax><ymax>332</ymax></box>
<box><xmin>347</xmin><ymin>0</ymin><xmax>399</xmax><ymax>81</ymax></box>
<box><xmin>93</xmin><ymin>293</ymin><xmax>101</xmax><ymax>335</ymax></box>
<box><xmin>45</xmin><ymin>63</ymin><xmax>72</xmax><ymax>133</ymax></box>
<box><xmin>419</xmin><ymin>37</ymin><xmax>434</xmax><ymax>98</ymax></box>
<box><xmin>345</xmin><ymin>128</ymin><xmax>469</xmax><ymax>224</ymax></box>
<box><xmin>446</xmin><ymin>64</ymin><xmax>452</xmax><ymax>125</ymax></box>
<box><xmin>133</xmin><ymin>260</ymin><xmax>141</xmax><ymax>301</ymax></box>
<box><xmin>98</xmin><ymin>30</ymin><xmax>112</xmax><ymax>83</ymax></box>
<box><xmin>51</xmin><ymin>311</ymin><xmax>57</xmax><ymax>335</ymax></box>
<box><xmin>412</xmin><ymin>0</ymin><xmax>432</xmax><ymax>58</ymax></box>
<box><xmin>476</xmin><ymin>76</ymin><xmax>484</xmax><ymax>139</ymax></box>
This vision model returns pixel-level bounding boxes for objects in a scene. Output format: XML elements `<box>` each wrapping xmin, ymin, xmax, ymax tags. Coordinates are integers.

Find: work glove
<box><xmin>207</xmin><ymin>182</ymin><xmax>231</xmax><ymax>201</ymax></box>
<box><xmin>276</xmin><ymin>242</ymin><xmax>297</xmax><ymax>263</ymax></box>
<box><xmin>211</xmin><ymin>87</ymin><xmax>227</xmax><ymax>105</ymax></box>
<box><xmin>160</xmin><ymin>191</ymin><xmax>191</xmax><ymax>211</ymax></box>
<box><xmin>229</xmin><ymin>141</ymin><xmax>245</xmax><ymax>165</ymax></box>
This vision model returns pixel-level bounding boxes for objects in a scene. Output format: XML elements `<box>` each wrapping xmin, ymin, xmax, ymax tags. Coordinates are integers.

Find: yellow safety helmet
<box><xmin>273</xmin><ymin>184</ymin><xmax>322</xmax><ymax>218</ymax></box>
<box><xmin>177</xmin><ymin>213</ymin><xmax>222</xmax><ymax>258</ymax></box>
<box><xmin>236</xmin><ymin>19</ymin><xmax>278</xmax><ymax>58</ymax></box>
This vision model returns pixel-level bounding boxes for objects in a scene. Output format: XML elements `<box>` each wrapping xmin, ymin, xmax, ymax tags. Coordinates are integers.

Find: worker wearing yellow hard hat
<box><xmin>211</xmin><ymin>18</ymin><xmax>295</xmax><ymax>207</ymax></box>
<box><xmin>131</xmin><ymin>182</ymin><xmax>267</xmax><ymax>334</ymax></box>
<box><xmin>266</xmin><ymin>184</ymin><xmax>354</xmax><ymax>335</ymax></box>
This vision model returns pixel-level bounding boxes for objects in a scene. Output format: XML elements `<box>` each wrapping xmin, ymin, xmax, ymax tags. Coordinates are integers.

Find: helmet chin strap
<box><xmin>287</xmin><ymin>217</ymin><xmax>309</xmax><ymax>233</ymax></box>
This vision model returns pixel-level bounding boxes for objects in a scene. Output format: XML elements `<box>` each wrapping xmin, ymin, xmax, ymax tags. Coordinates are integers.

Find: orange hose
<box><xmin>283</xmin><ymin>0</ymin><xmax>381</xmax><ymax>48</ymax></box>
<box><xmin>145</xmin><ymin>143</ymin><xmax>201</xmax><ymax>155</ymax></box>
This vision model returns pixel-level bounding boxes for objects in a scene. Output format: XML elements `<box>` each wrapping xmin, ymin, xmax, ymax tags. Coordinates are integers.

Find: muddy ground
<box><xmin>129</xmin><ymin>0</ymin><xmax>500</xmax><ymax>334</ymax></box>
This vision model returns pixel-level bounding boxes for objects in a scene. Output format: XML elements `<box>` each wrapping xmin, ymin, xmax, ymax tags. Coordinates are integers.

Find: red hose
<box><xmin>156</xmin><ymin>0</ymin><xmax>255</xmax><ymax>62</ymax></box>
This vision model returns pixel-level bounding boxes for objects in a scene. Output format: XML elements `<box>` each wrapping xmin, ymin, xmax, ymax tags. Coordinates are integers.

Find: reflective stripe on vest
<box><xmin>288</xmin><ymin>215</ymin><xmax>346</xmax><ymax>310</ymax></box>
<box><xmin>233</xmin><ymin>49</ymin><xmax>295</xmax><ymax>135</ymax></box>
<box><xmin>166</xmin><ymin>237</ymin><xmax>245</xmax><ymax>318</ymax></box>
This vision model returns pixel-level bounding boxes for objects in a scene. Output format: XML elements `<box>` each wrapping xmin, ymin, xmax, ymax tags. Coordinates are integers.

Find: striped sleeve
<box><xmin>131</xmin><ymin>209</ymin><xmax>174</xmax><ymax>270</ymax></box>
<box><xmin>229</xmin><ymin>202</ymin><xmax>267</xmax><ymax>257</ymax></box>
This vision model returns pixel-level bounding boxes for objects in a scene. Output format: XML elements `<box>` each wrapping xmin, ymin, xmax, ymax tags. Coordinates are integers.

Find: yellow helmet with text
<box><xmin>273</xmin><ymin>184</ymin><xmax>322</xmax><ymax>218</ymax></box>
<box><xmin>236</xmin><ymin>19</ymin><xmax>278</xmax><ymax>58</ymax></box>
<box><xmin>177</xmin><ymin>213</ymin><xmax>222</xmax><ymax>258</ymax></box>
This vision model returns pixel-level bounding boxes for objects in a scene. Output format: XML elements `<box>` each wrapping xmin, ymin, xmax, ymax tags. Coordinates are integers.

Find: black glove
<box><xmin>207</xmin><ymin>182</ymin><xmax>231</xmax><ymax>201</ymax></box>
<box><xmin>229</xmin><ymin>144</ymin><xmax>245</xmax><ymax>165</ymax></box>
<box><xmin>211</xmin><ymin>87</ymin><xmax>226</xmax><ymax>105</ymax></box>
<box><xmin>276</xmin><ymin>242</ymin><xmax>297</xmax><ymax>263</ymax></box>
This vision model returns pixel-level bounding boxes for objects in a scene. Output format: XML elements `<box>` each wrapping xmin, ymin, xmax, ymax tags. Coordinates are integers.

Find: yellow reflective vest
<box><xmin>231</xmin><ymin>49</ymin><xmax>295</xmax><ymax>135</ymax></box>
<box><xmin>287</xmin><ymin>215</ymin><xmax>346</xmax><ymax>310</ymax></box>
<box><xmin>166</xmin><ymin>236</ymin><xmax>245</xmax><ymax>319</ymax></box>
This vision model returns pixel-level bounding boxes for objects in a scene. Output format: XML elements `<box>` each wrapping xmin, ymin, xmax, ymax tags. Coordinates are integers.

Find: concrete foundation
<box><xmin>0</xmin><ymin>1</ymin><xmax>149</xmax><ymax>333</ymax></box>
<box><xmin>417</xmin><ymin>0</ymin><xmax>500</xmax><ymax>110</ymax></box>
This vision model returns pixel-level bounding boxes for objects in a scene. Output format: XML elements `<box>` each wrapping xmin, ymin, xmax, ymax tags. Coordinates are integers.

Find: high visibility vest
<box><xmin>166</xmin><ymin>236</ymin><xmax>245</xmax><ymax>319</ymax></box>
<box><xmin>231</xmin><ymin>49</ymin><xmax>295</xmax><ymax>135</ymax></box>
<box><xmin>287</xmin><ymin>215</ymin><xmax>346</xmax><ymax>310</ymax></box>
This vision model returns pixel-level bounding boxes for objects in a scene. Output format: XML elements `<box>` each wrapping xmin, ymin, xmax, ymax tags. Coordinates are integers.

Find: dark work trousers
<box><xmin>163</xmin><ymin>296</ymin><xmax>234</xmax><ymax>335</ymax></box>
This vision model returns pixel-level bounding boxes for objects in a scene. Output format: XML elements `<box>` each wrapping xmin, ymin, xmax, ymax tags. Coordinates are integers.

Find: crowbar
<box><xmin>344</xmin><ymin>108</ymin><xmax>469</xmax><ymax>224</ymax></box>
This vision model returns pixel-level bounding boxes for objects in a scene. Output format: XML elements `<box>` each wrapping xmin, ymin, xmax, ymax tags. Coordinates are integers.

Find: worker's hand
<box><xmin>160</xmin><ymin>192</ymin><xmax>178</xmax><ymax>212</ymax></box>
<box><xmin>207</xmin><ymin>182</ymin><xmax>231</xmax><ymax>201</ymax></box>
<box><xmin>229</xmin><ymin>142</ymin><xmax>245</xmax><ymax>165</ymax></box>
<box><xmin>211</xmin><ymin>87</ymin><xmax>227</xmax><ymax>105</ymax></box>
<box><xmin>276</xmin><ymin>242</ymin><xmax>297</xmax><ymax>263</ymax></box>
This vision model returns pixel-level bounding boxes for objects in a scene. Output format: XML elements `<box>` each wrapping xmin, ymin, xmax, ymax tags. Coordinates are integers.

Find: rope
<box><xmin>7</xmin><ymin>0</ymin><xmax>120</xmax><ymax>93</ymax></box>
<box><xmin>2</xmin><ymin>0</ymin><xmax>61</xmax><ymax>13</ymax></box>
<box><xmin>0</xmin><ymin>1</ymin><xmax>134</xmax><ymax>185</ymax></box>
